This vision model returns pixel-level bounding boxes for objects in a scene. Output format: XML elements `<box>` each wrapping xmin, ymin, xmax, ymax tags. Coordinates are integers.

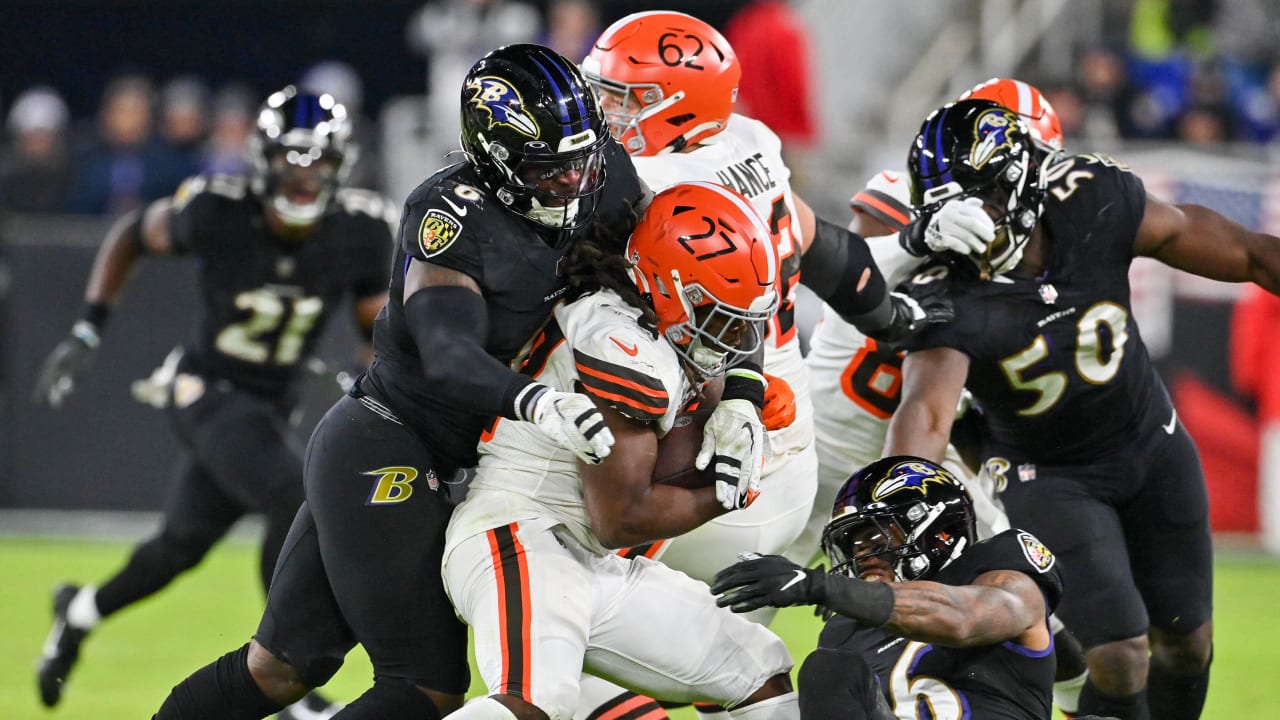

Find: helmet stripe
<box><xmin>529</xmin><ymin>49</ymin><xmax>588</xmax><ymax>135</ymax></box>
<box><xmin>1014</xmin><ymin>79</ymin><xmax>1034</xmax><ymax>115</ymax></box>
<box><xmin>924</xmin><ymin>105</ymin><xmax>955</xmax><ymax>187</ymax></box>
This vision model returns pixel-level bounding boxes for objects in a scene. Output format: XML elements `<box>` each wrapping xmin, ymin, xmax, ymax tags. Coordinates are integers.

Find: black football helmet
<box><xmin>249</xmin><ymin>85</ymin><xmax>356</xmax><ymax>227</ymax></box>
<box><xmin>821</xmin><ymin>456</ymin><xmax>977</xmax><ymax>582</ymax></box>
<box><xmin>907</xmin><ymin>98</ymin><xmax>1046</xmax><ymax>278</ymax></box>
<box><xmin>460</xmin><ymin>43</ymin><xmax>609</xmax><ymax>230</ymax></box>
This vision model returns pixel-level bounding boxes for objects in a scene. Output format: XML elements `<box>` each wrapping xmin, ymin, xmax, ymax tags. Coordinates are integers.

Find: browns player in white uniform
<box><xmin>442</xmin><ymin>183</ymin><xmax>799</xmax><ymax>720</ymax></box>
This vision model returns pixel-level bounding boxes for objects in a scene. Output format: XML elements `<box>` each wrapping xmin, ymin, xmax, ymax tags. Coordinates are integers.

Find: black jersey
<box><xmin>820</xmin><ymin>529</ymin><xmax>1063</xmax><ymax>720</ymax></box>
<box><xmin>363</xmin><ymin>140</ymin><xmax>645</xmax><ymax>475</ymax></box>
<box><xmin>165</xmin><ymin>174</ymin><xmax>393</xmax><ymax>398</ymax></box>
<box><xmin>899</xmin><ymin>153</ymin><xmax>1172</xmax><ymax>464</ymax></box>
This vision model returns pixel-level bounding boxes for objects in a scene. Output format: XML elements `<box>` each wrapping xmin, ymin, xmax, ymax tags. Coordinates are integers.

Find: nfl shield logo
<box><xmin>1038</xmin><ymin>283</ymin><xmax>1058</xmax><ymax>304</ymax></box>
<box><xmin>1018</xmin><ymin>463</ymin><xmax>1037</xmax><ymax>482</ymax></box>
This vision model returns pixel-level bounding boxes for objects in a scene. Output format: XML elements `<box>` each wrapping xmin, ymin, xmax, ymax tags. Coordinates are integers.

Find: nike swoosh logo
<box><xmin>880</xmin><ymin>171</ymin><xmax>901</xmax><ymax>183</ymax></box>
<box><xmin>1163</xmin><ymin>408</ymin><xmax>1178</xmax><ymax>434</ymax></box>
<box><xmin>780</xmin><ymin>569</ymin><xmax>807</xmax><ymax>592</ymax></box>
<box><xmin>610</xmin><ymin>337</ymin><xmax>638</xmax><ymax>356</ymax></box>
<box><xmin>442</xmin><ymin>195</ymin><xmax>467</xmax><ymax>216</ymax></box>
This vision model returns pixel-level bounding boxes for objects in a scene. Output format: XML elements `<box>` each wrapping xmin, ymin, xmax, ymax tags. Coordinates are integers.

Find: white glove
<box><xmin>923</xmin><ymin>197</ymin><xmax>995</xmax><ymax>255</ymax></box>
<box><xmin>531</xmin><ymin>389</ymin><xmax>615</xmax><ymax>464</ymax></box>
<box><xmin>696</xmin><ymin>398</ymin><xmax>765</xmax><ymax>510</ymax></box>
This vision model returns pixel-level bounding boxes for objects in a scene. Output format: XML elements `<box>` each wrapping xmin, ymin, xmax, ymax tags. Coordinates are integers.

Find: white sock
<box><xmin>67</xmin><ymin>586</ymin><xmax>101</xmax><ymax>629</ymax></box>
<box><xmin>728</xmin><ymin>692</ymin><xmax>798</xmax><ymax>720</ymax></box>
<box><xmin>1053</xmin><ymin>669</ymin><xmax>1088</xmax><ymax>715</ymax></box>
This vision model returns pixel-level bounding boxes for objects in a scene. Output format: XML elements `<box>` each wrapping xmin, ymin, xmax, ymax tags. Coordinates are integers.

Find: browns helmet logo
<box><xmin>1017</xmin><ymin>531</ymin><xmax>1056</xmax><ymax>572</ymax></box>
<box><xmin>467</xmin><ymin>76</ymin><xmax>539</xmax><ymax>138</ymax></box>
<box><xmin>969</xmin><ymin>108</ymin><xmax>1021</xmax><ymax>170</ymax></box>
<box><xmin>870</xmin><ymin>460</ymin><xmax>953</xmax><ymax>502</ymax></box>
<box><xmin>419</xmin><ymin>209</ymin><xmax>463</xmax><ymax>257</ymax></box>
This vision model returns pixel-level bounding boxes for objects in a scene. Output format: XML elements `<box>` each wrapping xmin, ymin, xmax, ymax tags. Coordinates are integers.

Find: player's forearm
<box><xmin>84</xmin><ymin>211</ymin><xmax>147</xmax><ymax>311</ymax></box>
<box><xmin>591</xmin><ymin>484</ymin><xmax>725</xmax><ymax>549</ymax></box>
<box><xmin>883</xmin><ymin>402</ymin><xmax>950</xmax><ymax>462</ymax></box>
<box><xmin>799</xmin><ymin>217</ymin><xmax>891</xmax><ymax>332</ymax></box>
<box><xmin>882</xmin><ymin>581</ymin><xmax>1031</xmax><ymax>647</ymax></box>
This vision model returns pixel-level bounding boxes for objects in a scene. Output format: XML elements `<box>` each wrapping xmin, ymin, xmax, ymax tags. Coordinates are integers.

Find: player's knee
<box><xmin>246</xmin><ymin>640</ymin><xmax>313</xmax><ymax>705</ymax></box>
<box><xmin>1085</xmin><ymin>637</ymin><xmax>1149</xmax><ymax>694</ymax></box>
<box><xmin>1149</xmin><ymin>622</ymin><xmax>1213</xmax><ymax>674</ymax></box>
<box><xmin>726</xmin><ymin>675</ymin><xmax>797</xmax><ymax>720</ymax></box>
<box><xmin>798</xmin><ymin>648</ymin><xmax>884</xmax><ymax>718</ymax></box>
<box><xmin>159</xmin><ymin>525</ymin><xmax>222</xmax><ymax>570</ymax></box>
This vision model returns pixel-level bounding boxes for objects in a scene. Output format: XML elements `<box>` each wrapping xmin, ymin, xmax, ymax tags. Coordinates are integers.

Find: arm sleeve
<box><xmin>800</xmin><ymin>216</ymin><xmax>889</xmax><ymax>320</ymax></box>
<box><xmin>403</xmin><ymin>285</ymin><xmax>536</xmax><ymax>420</ymax></box>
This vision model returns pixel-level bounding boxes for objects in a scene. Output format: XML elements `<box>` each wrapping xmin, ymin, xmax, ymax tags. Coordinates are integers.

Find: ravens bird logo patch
<box><xmin>419</xmin><ymin>209</ymin><xmax>463</xmax><ymax>257</ymax></box>
<box><xmin>467</xmin><ymin>76</ymin><xmax>539</xmax><ymax>138</ymax></box>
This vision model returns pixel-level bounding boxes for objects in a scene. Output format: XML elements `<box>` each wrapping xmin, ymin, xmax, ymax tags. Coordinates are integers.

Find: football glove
<box><xmin>867</xmin><ymin>289</ymin><xmax>954</xmax><ymax>345</ymax></box>
<box><xmin>761</xmin><ymin>373</ymin><xmax>797</xmax><ymax>432</ymax></box>
<box><xmin>903</xmin><ymin>197</ymin><xmax>995</xmax><ymax>257</ymax></box>
<box><xmin>711</xmin><ymin>554</ymin><xmax>826</xmax><ymax>612</ymax></box>
<box><xmin>33</xmin><ymin>322</ymin><xmax>101</xmax><ymax>408</ymax></box>
<box><xmin>696</xmin><ymin>398</ymin><xmax>765</xmax><ymax>510</ymax></box>
<box><xmin>531</xmin><ymin>388</ymin><xmax>615</xmax><ymax>465</ymax></box>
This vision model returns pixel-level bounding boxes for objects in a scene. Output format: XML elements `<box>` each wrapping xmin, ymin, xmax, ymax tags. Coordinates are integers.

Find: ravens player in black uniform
<box><xmin>32</xmin><ymin>86</ymin><xmax>393</xmax><ymax>713</ymax></box>
<box><xmin>885</xmin><ymin>98</ymin><xmax>1280</xmax><ymax>720</ymax></box>
<box><xmin>712</xmin><ymin>456</ymin><xmax>1066</xmax><ymax>720</ymax></box>
<box><xmin>151</xmin><ymin>44</ymin><xmax>643</xmax><ymax>720</ymax></box>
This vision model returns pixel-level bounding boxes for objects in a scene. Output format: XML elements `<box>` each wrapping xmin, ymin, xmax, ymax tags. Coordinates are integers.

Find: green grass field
<box><xmin>1</xmin><ymin>537</ymin><xmax>1277</xmax><ymax>719</ymax></box>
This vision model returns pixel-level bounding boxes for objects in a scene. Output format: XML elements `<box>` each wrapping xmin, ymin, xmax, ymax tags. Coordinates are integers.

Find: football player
<box><xmin>886</xmin><ymin>97</ymin><xmax>1280</xmax><ymax>719</ymax></box>
<box><xmin>805</xmin><ymin>78</ymin><xmax>1089</xmax><ymax>715</ymax></box>
<box><xmin>32</xmin><ymin>85</ymin><xmax>393</xmax><ymax>716</ymax></box>
<box><xmin>151</xmin><ymin>44</ymin><xmax>775</xmax><ymax>720</ymax></box>
<box><xmin>442</xmin><ymin>181</ymin><xmax>798</xmax><ymax>720</ymax></box>
<box><xmin>711</xmin><ymin>456</ymin><xmax>1065</xmax><ymax>720</ymax></box>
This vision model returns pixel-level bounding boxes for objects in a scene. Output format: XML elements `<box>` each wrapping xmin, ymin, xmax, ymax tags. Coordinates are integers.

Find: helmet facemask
<box><xmin>250</xmin><ymin>88</ymin><xmax>354</xmax><ymax>229</ymax></box>
<box><xmin>581</xmin><ymin>68</ymin><xmax>687</xmax><ymax>156</ymax></box>
<box><xmin>910</xmin><ymin>100</ymin><xmax>1046</xmax><ymax>280</ymax></box>
<box><xmin>494</xmin><ymin>132</ymin><xmax>609</xmax><ymax>230</ymax></box>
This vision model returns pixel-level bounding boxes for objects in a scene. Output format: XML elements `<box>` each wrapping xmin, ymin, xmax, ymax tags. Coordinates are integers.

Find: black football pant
<box><xmin>95</xmin><ymin>382</ymin><xmax>304</xmax><ymax>617</ymax></box>
<box><xmin>254</xmin><ymin>394</ymin><xmax>469</xmax><ymax>697</ymax></box>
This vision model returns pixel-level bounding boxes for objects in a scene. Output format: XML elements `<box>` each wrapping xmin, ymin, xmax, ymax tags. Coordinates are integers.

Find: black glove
<box><xmin>866</xmin><ymin>289</ymin><xmax>954</xmax><ymax>345</ymax></box>
<box><xmin>711</xmin><ymin>554</ymin><xmax>827</xmax><ymax>613</ymax></box>
<box><xmin>33</xmin><ymin>322</ymin><xmax>100</xmax><ymax>408</ymax></box>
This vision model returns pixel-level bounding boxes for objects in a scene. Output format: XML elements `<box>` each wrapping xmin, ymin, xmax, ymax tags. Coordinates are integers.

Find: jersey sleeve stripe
<box><xmin>580</xmin><ymin>384</ymin><xmax>668</xmax><ymax>420</ymax></box>
<box><xmin>573</xmin><ymin>350</ymin><xmax>669</xmax><ymax>399</ymax></box>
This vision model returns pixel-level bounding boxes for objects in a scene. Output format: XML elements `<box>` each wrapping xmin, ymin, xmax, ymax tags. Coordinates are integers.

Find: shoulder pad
<box><xmin>334</xmin><ymin>188</ymin><xmax>399</xmax><ymax>225</ymax></box>
<box><xmin>558</xmin><ymin>294</ymin><xmax>676</xmax><ymax>423</ymax></box>
<box><xmin>172</xmin><ymin>174</ymin><xmax>246</xmax><ymax>211</ymax></box>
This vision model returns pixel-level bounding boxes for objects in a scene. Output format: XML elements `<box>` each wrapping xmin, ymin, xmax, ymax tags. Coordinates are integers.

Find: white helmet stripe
<box><xmin>1014</xmin><ymin>79</ymin><xmax>1035</xmax><ymax>116</ymax></box>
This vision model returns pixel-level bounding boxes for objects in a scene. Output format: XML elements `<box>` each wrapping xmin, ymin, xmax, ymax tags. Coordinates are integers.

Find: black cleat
<box><xmin>37</xmin><ymin>584</ymin><xmax>89</xmax><ymax>708</ymax></box>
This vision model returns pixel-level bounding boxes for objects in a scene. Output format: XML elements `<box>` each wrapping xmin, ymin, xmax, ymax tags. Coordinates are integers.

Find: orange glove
<box><xmin>762</xmin><ymin>372</ymin><xmax>797</xmax><ymax>431</ymax></box>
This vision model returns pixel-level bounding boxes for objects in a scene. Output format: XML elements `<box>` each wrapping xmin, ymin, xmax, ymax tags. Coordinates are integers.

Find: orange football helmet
<box><xmin>960</xmin><ymin>77</ymin><xmax>1064</xmax><ymax>152</ymax></box>
<box><xmin>627</xmin><ymin>181</ymin><xmax>778</xmax><ymax>376</ymax></box>
<box><xmin>581</xmin><ymin>11</ymin><xmax>740</xmax><ymax>156</ymax></box>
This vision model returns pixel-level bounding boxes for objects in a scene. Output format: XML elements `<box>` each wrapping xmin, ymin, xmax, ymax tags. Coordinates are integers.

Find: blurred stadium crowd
<box><xmin>8</xmin><ymin>0</ymin><xmax>1280</xmax><ymax>218</ymax></box>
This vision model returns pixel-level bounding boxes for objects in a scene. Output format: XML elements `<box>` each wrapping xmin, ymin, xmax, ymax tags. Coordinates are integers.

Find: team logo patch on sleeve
<box><xmin>1017</xmin><ymin>531</ymin><xmax>1056</xmax><ymax>573</ymax></box>
<box><xmin>418</xmin><ymin>209</ymin><xmax>463</xmax><ymax>257</ymax></box>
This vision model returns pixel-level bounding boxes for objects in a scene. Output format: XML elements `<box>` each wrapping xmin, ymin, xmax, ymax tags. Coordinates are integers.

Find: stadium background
<box><xmin>2</xmin><ymin>0</ymin><xmax>1279</xmax><ymax>717</ymax></box>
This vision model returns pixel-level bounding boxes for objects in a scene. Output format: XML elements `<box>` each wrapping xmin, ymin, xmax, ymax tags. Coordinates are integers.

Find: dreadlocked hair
<box><xmin>561</xmin><ymin>201</ymin><xmax>658</xmax><ymax>338</ymax></box>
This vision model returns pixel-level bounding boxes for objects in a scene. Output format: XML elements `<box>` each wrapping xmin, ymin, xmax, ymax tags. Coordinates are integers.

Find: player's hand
<box><xmin>33</xmin><ymin>322</ymin><xmax>100</xmax><ymax>408</ymax></box>
<box><xmin>867</xmin><ymin>289</ymin><xmax>954</xmax><ymax>345</ymax></box>
<box><xmin>531</xmin><ymin>389</ymin><xmax>615</xmax><ymax>464</ymax></box>
<box><xmin>761</xmin><ymin>373</ymin><xmax>796</xmax><ymax>431</ymax></box>
<box><xmin>696</xmin><ymin>398</ymin><xmax>764</xmax><ymax>509</ymax></box>
<box><xmin>711</xmin><ymin>553</ymin><xmax>826</xmax><ymax>612</ymax></box>
<box><xmin>904</xmin><ymin>197</ymin><xmax>995</xmax><ymax>257</ymax></box>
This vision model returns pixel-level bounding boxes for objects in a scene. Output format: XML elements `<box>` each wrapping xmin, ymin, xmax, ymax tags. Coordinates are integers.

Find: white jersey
<box><xmin>805</xmin><ymin>233</ymin><xmax>1009</xmax><ymax>540</ymax></box>
<box><xmin>446</xmin><ymin>290</ymin><xmax>695</xmax><ymax>558</ymax></box>
<box><xmin>632</xmin><ymin>113</ymin><xmax>811</xmax><ymax>457</ymax></box>
<box><xmin>806</xmin><ymin>233</ymin><xmax>923</xmax><ymax>469</ymax></box>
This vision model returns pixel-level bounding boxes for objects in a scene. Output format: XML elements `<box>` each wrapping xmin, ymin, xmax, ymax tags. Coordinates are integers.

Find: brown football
<box><xmin>652</xmin><ymin>377</ymin><xmax>723</xmax><ymax>489</ymax></box>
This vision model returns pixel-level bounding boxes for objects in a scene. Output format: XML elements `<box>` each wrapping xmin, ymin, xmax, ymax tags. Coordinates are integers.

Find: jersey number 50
<box><xmin>999</xmin><ymin>302</ymin><xmax>1129</xmax><ymax>416</ymax></box>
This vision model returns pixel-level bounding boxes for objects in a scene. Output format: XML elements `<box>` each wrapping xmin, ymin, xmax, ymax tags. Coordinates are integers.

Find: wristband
<box><xmin>70</xmin><ymin>320</ymin><xmax>101</xmax><ymax>349</ymax></box>
<box><xmin>723</xmin><ymin>360</ymin><xmax>766</xmax><ymax>410</ymax></box>
<box><xmin>507</xmin><ymin>379</ymin><xmax>548</xmax><ymax>422</ymax></box>
<box><xmin>820</xmin><ymin>573</ymin><xmax>896</xmax><ymax>627</ymax></box>
<box><xmin>83</xmin><ymin>302</ymin><xmax>111</xmax><ymax>332</ymax></box>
